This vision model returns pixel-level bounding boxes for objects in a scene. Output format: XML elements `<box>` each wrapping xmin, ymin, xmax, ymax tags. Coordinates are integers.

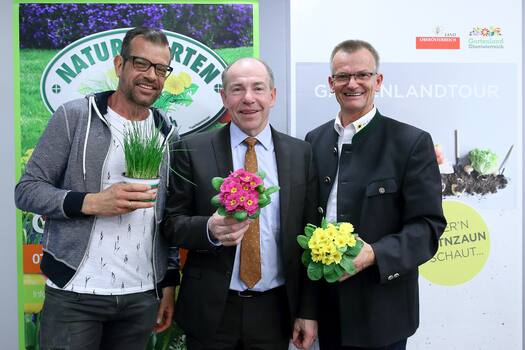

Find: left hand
<box><xmin>339</xmin><ymin>239</ymin><xmax>376</xmax><ymax>282</ymax></box>
<box><xmin>292</xmin><ymin>318</ymin><xmax>318</xmax><ymax>349</ymax></box>
<box><xmin>153</xmin><ymin>286</ymin><xmax>175</xmax><ymax>333</ymax></box>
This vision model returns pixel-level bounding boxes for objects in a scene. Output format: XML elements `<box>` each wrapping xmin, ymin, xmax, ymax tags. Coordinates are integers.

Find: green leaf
<box><xmin>258</xmin><ymin>194</ymin><xmax>270</xmax><ymax>207</ymax></box>
<box><xmin>256</xmin><ymin>170</ymin><xmax>266</xmax><ymax>179</ymax></box>
<box><xmin>323</xmin><ymin>262</ymin><xmax>335</xmax><ymax>275</ymax></box>
<box><xmin>301</xmin><ymin>250</ymin><xmax>312</xmax><ymax>267</ymax></box>
<box><xmin>187</xmin><ymin>83</ymin><xmax>199</xmax><ymax>94</ymax></box>
<box><xmin>346</xmin><ymin>239</ymin><xmax>364</xmax><ymax>257</ymax></box>
<box><xmin>325</xmin><ymin>269</ymin><xmax>340</xmax><ymax>283</ymax></box>
<box><xmin>307</xmin><ymin>262</ymin><xmax>323</xmax><ymax>281</ymax></box>
<box><xmin>211</xmin><ymin>177</ymin><xmax>224</xmax><ymax>191</ymax></box>
<box><xmin>210</xmin><ymin>194</ymin><xmax>221</xmax><ymax>207</ymax></box>
<box><xmin>233</xmin><ymin>211</ymin><xmax>248</xmax><ymax>221</ymax></box>
<box><xmin>256</xmin><ymin>184</ymin><xmax>265</xmax><ymax>193</ymax></box>
<box><xmin>304</xmin><ymin>225</ymin><xmax>315</xmax><ymax>237</ymax></box>
<box><xmin>334</xmin><ymin>263</ymin><xmax>345</xmax><ymax>278</ymax></box>
<box><xmin>297</xmin><ymin>235</ymin><xmax>309</xmax><ymax>249</ymax></box>
<box><xmin>248</xmin><ymin>209</ymin><xmax>260</xmax><ymax>219</ymax></box>
<box><xmin>323</xmin><ymin>263</ymin><xmax>339</xmax><ymax>283</ymax></box>
<box><xmin>321</xmin><ymin>217</ymin><xmax>328</xmax><ymax>229</ymax></box>
<box><xmin>264</xmin><ymin>186</ymin><xmax>280</xmax><ymax>196</ymax></box>
<box><xmin>217</xmin><ymin>206</ymin><xmax>227</xmax><ymax>216</ymax></box>
<box><xmin>340</xmin><ymin>254</ymin><xmax>357</xmax><ymax>275</ymax></box>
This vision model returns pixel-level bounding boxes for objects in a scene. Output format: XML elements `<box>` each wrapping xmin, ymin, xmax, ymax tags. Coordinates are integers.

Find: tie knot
<box><xmin>244</xmin><ymin>137</ymin><xmax>257</xmax><ymax>148</ymax></box>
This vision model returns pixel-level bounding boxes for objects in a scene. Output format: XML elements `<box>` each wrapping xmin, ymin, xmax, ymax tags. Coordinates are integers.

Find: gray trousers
<box><xmin>40</xmin><ymin>285</ymin><xmax>159</xmax><ymax>350</ymax></box>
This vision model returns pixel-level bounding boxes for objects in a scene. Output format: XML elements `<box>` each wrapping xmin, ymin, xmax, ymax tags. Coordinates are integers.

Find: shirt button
<box><xmin>317</xmin><ymin>206</ymin><xmax>324</xmax><ymax>214</ymax></box>
<box><xmin>333</xmin><ymin>146</ymin><xmax>338</xmax><ymax>155</ymax></box>
<box><xmin>324</xmin><ymin>176</ymin><xmax>331</xmax><ymax>184</ymax></box>
<box><xmin>378</xmin><ymin>187</ymin><xmax>386</xmax><ymax>194</ymax></box>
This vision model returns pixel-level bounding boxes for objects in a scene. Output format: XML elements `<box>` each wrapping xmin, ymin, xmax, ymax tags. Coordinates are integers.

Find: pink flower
<box><xmin>223</xmin><ymin>193</ymin><xmax>240</xmax><ymax>212</ymax></box>
<box><xmin>212</xmin><ymin>168</ymin><xmax>277</xmax><ymax>220</ymax></box>
<box><xmin>220</xmin><ymin>177</ymin><xmax>241</xmax><ymax>194</ymax></box>
<box><xmin>244</xmin><ymin>192</ymin><xmax>259</xmax><ymax>215</ymax></box>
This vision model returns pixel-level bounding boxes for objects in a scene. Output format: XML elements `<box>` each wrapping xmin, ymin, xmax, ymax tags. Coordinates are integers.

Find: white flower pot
<box><xmin>123</xmin><ymin>176</ymin><xmax>160</xmax><ymax>201</ymax></box>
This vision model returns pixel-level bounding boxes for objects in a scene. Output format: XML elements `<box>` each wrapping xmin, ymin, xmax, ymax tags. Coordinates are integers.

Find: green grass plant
<box><xmin>123</xmin><ymin>121</ymin><xmax>164</xmax><ymax>179</ymax></box>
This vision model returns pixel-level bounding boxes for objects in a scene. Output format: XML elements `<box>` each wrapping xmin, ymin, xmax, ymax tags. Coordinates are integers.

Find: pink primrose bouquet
<box><xmin>297</xmin><ymin>218</ymin><xmax>363</xmax><ymax>282</ymax></box>
<box><xmin>211</xmin><ymin>169</ymin><xmax>279</xmax><ymax>221</ymax></box>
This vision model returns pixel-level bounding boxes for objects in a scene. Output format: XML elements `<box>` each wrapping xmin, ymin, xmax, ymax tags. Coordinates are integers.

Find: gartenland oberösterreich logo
<box><xmin>41</xmin><ymin>28</ymin><xmax>227</xmax><ymax>136</ymax></box>
<box><xmin>416</xmin><ymin>25</ymin><xmax>460</xmax><ymax>50</ymax></box>
<box><xmin>468</xmin><ymin>26</ymin><xmax>504</xmax><ymax>49</ymax></box>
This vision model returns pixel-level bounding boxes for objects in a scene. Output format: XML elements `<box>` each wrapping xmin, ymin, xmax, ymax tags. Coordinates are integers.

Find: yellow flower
<box><xmin>178</xmin><ymin>72</ymin><xmax>192</xmax><ymax>88</ymax></box>
<box><xmin>333</xmin><ymin>234</ymin><xmax>347</xmax><ymax>249</ymax></box>
<box><xmin>339</xmin><ymin>222</ymin><xmax>354</xmax><ymax>235</ymax></box>
<box><xmin>348</xmin><ymin>234</ymin><xmax>357</xmax><ymax>247</ymax></box>
<box><xmin>164</xmin><ymin>72</ymin><xmax>193</xmax><ymax>95</ymax></box>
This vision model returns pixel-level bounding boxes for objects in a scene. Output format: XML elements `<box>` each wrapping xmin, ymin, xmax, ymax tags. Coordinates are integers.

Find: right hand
<box><xmin>81</xmin><ymin>182</ymin><xmax>156</xmax><ymax>216</ymax></box>
<box><xmin>208</xmin><ymin>212</ymin><xmax>252</xmax><ymax>246</ymax></box>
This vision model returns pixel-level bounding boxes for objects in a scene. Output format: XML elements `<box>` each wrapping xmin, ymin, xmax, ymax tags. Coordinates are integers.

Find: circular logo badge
<box><xmin>41</xmin><ymin>28</ymin><xmax>227</xmax><ymax>136</ymax></box>
<box><xmin>420</xmin><ymin>200</ymin><xmax>490</xmax><ymax>286</ymax></box>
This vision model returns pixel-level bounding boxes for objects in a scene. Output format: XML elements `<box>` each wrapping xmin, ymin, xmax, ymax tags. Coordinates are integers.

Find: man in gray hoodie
<box><xmin>15</xmin><ymin>27</ymin><xmax>179</xmax><ymax>350</ymax></box>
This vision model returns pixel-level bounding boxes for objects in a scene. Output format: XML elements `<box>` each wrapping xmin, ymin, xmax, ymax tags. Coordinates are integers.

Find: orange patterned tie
<box><xmin>240</xmin><ymin>137</ymin><xmax>261</xmax><ymax>288</ymax></box>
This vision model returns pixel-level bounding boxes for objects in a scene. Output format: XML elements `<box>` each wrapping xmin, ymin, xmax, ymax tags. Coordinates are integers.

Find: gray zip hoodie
<box><xmin>15</xmin><ymin>91</ymin><xmax>180</xmax><ymax>291</ymax></box>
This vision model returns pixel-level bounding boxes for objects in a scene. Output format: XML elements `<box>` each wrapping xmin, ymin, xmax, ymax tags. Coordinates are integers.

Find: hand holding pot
<box><xmin>81</xmin><ymin>182</ymin><xmax>156</xmax><ymax>216</ymax></box>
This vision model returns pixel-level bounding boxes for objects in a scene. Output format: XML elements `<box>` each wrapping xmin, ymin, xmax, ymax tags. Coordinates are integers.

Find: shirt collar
<box><xmin>333</xmin><ymin>106</ymin><xmax>377</xmax><ymax>136</ymax></box>
<box><xmin>230</xmin><ymin>122</ymin><xmax>272</xmax><ymax>150</ymax></box>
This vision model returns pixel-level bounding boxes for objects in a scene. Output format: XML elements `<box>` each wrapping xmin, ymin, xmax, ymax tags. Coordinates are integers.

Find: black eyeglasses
<box><xmin>123</xmin><ymin>55</ymin><xmax>173</xmax><ymax>78</ymax></box>
<box><xmin>331</xmin><ymin>72</ymin><xmax>376</xmax><ymax>86</ymax></box>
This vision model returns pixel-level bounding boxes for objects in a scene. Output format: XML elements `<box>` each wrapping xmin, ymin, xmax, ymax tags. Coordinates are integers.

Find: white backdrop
<box><xmin>290</xmin><ymin>0</ymin><xmax>523</xmax><ymax>348</ymax></box>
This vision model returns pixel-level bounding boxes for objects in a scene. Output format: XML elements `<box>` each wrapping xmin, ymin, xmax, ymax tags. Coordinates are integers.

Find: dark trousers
<box><xmin>319</xmin><ymin>338</ymin><xmax>407</xmax><ymax>350</ymax></box>
<box><xmin>186</xmin><ymin>286</ymin><xmax>291</xmax><ymax>350</ymax></box>
<box><xmin>40</xmin><ymin>285</ymin><xmax>159</xmax><ymax>350</ymax></box>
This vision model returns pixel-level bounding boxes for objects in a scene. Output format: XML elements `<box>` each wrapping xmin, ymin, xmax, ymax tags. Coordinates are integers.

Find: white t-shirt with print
<box><xmin>47</xmin><ymin>108</ymin><xmax>160</xmax><ymax>295</ymax></box>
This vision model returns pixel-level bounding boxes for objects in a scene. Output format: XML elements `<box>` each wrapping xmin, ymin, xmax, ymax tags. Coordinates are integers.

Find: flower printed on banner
<box><xmin>469</xmin><ymin>25</ymin><xmax>502</xmax><ymax>37</ymax></box>
<box><xmin>154</xmin><ymin>72</ymin><xmax>199</xmax><ymax>113</ymax></box>
<box><xmin>211</xmin><ymin>169</ymin><xmax>279</xmax><ymax>221</ymax></box>
<box><xmin>468</xmin><ymin>25</ymin><xmax>504</xmax><ymax>49</ymax></box>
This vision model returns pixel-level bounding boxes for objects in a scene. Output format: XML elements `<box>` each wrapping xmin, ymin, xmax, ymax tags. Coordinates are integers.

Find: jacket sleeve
<box><xmin>161</xmin><ymin>138</ymin><xmax>216</xmax><ymax>250</ymax></box>
<box><xmin>371</xmin><ymin>132</ymin><xmax>447</xmax><ymax>283</ymax></box>
<box><xmin>158</xmin><ymin>247</ymin><xmax>181</xmax><ymax>288</ymax></box>
<box><xmin>14</xmin><ymin>104</ymin><xmax>86</xmax><ymax>219</ymax></box>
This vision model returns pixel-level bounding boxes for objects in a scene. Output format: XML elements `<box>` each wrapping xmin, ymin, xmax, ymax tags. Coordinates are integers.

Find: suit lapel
<box><xmin>211</xmin><ymin>123</ymin><xmax>234</xmax><ymax>177</ymax></box>
<box><xmin>271</xmin><ymin>127</ymin><xmax>291</xmax><ymax>244</ymax></box>
<box><xmin>210</xmin><ymin>124</ymin><xmax>237</xmax><ymax>269</ymax></box>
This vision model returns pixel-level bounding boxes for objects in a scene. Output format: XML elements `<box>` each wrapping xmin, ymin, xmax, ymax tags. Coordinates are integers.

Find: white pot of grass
<box><xmin>122</xmin><ymin>120</ymin><xmax>165</xmax><ymax>201</ymax></box>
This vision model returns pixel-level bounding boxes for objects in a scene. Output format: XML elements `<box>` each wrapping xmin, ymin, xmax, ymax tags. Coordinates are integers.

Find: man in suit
<box><xmin>162</xmin><ymin>57</ymin><xmax>318</xmax><ymax>350</ymax></box>
<box><xmin>305</xmin><ymin>40</ymin><xmax>446</xmax><ymax>349</ymax></box>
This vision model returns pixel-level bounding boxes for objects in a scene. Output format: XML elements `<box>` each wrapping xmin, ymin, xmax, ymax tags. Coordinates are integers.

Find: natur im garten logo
<box><xmin>41</xmin><ymin>28</ymin><xmax>227</xmax><ymax>136</ymax></box>
<box><xmin>468</xmin><ymin>25</ymin><xmax>504</xmax><ymax>49</ymax></box>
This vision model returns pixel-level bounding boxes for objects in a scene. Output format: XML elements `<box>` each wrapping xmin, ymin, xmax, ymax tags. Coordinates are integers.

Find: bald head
<box><xmin>221</xmin><ymin>57</ymin><xmax>275</xmax><ymax>90</ymax></box>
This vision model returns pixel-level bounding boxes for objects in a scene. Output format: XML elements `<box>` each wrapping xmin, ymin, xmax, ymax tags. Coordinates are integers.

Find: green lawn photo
<box><xmin>19</xmin><ymin>47</ymin><xmax>253</xmax><ymax>157</ymax></box>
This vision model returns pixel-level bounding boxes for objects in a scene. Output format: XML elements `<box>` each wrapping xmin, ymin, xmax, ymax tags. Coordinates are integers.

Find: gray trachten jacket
<box><xmin>15</xmin><ymin>91</ymin><xmax>180</xmax><ymax>292</ymax></box>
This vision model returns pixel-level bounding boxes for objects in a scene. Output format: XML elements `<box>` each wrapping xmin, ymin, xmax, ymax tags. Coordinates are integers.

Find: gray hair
<box><xmin>330</xmin><ymin>39</ymin><xmax>380</xmax><ymax>74</ymax></box>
